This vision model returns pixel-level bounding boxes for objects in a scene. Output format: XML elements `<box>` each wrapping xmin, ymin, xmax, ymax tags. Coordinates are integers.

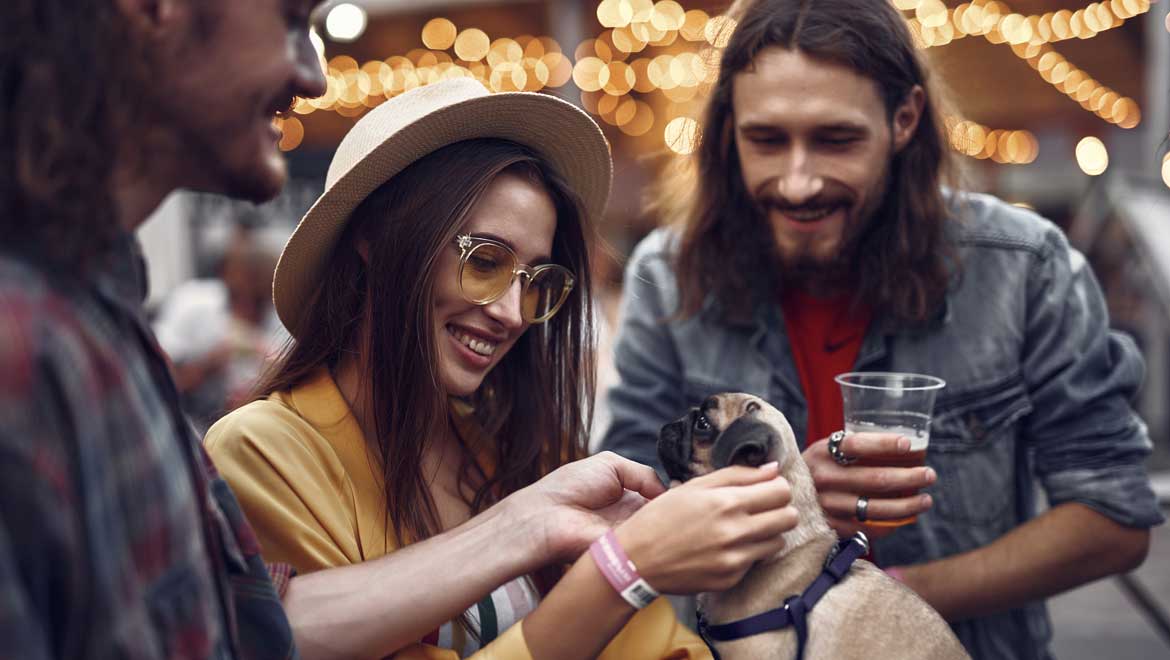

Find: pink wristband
<box><xmin>589</xmin><ymin>529</ymin><xmax>660</xmax><ymax>610</ymax></box>
<box><xmin>886</xmin><ymin>566</ymin><xmax>906</xmax><ymax>584</ymax></box>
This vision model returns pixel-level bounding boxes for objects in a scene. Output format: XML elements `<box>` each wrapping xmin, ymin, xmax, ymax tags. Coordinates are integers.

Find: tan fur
<box><xmin>689</xmin><ymin>394</ymin><xmax>970</xmax><ymax>660</ymax></box>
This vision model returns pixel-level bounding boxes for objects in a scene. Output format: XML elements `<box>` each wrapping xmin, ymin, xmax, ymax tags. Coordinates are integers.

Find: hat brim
<box><xmin>273</xmin><ymin>90</ymin><xmax>612</xmax><ymax>337</ymax></box>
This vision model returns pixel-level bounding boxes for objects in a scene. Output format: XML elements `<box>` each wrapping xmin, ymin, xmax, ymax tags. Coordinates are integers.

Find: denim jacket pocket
<box><xmin>926</xmin><ymin>373</ymin><xmax>1032</xmax><ymax>526</ymax></box>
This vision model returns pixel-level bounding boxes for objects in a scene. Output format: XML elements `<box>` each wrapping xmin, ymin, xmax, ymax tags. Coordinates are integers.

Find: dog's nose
<box><xmin>712</xmin><ymin>417</ymin><xmax>777</xmax><ymax>470</ymax></box>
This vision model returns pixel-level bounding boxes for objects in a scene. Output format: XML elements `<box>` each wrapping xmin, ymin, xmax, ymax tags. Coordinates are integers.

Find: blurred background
<box><xmin>139</xmin><ymin>1</ymin><xmax>1169</xmax><ymax>656</ymax></box>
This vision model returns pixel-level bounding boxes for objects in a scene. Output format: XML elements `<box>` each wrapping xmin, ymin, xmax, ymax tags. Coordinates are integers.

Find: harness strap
<box><xmin>698</xmin><ymin>533</ymin><xmax>869</xmax><ymax>660</ymax></box>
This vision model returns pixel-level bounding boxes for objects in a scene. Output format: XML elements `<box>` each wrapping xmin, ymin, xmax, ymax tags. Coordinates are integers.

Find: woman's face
<box><xmin>433</xmin><ymin>172</ymin><xmax>558</xmax><ymax>397</ymax></box>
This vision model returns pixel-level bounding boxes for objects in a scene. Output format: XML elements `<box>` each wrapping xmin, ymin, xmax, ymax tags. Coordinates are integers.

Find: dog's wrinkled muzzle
<box><xmin>657</xmin><ymin>417</ymin><xmax>693</xmax><ymax>482</ymax></box>
<box><xmin>712</xmin><ymin>416</ymin><xmax>777</xmax><ymax>469</ymax></box>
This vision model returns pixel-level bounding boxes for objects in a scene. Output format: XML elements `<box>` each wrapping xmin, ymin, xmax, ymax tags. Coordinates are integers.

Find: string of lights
<box><xmin>274</xmin><ymin>0</ymin><xmax>1145</xmax><ymax>171</ymax></box>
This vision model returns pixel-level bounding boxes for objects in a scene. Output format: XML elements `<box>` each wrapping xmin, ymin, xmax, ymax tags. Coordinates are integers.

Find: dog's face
<box><xmin>657</xmin><ymin>393</ymin><xmax>795</xmax><ymax>483</ymax></box>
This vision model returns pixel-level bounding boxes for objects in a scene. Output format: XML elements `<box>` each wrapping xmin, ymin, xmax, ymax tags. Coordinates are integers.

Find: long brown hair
<box><xmin>256</xmin><ymin>139</ymin><xmax>594</xmax><ymax>549</ymax></box>
<box><xmin>0</xmin><ymin>0</ymin><xmax>149</xmax><ymax>268</ymax></box>
<box><xmin>667</xmin><ymin>0</ymin><xmax>957</xmax><ymax>326</ymax></box>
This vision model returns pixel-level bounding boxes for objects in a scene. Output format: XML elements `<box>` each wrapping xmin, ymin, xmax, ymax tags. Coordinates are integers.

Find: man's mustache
<box><xmin>753</xmin><ymin>181</ymin><xmax>856</xmax><ymax>214</ymax></box>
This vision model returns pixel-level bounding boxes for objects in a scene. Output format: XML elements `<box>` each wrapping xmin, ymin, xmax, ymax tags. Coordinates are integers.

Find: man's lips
<box><xmin>768</xmin><ymin>203</ymin><xmax>849</xmax><ymax>224</ymax></box>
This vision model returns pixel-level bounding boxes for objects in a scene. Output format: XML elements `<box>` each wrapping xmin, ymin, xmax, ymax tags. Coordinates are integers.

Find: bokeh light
<box><xmin>704</xmin><ymin>16</ymin><xmax>737</xmax><ymax>48</ymax></box>
<box><xmin>276</xmin><ymin>117</ymin><xmax>305</xmax><ymax>151</ymax></box>
<box><xmin>454</xmin><ymin>29</ymin><xmax>491</xmax><ymax>62</ymax></box>
<box><xmin>298</xmin><ymin>1</ymin><xmax>1149</xmax><ymax>155</ymax></box>
<box><xmin>325</xmin><ymin>3</ymin><xmax>367</xmax><ymax>42</ymax></box>
<box><xmin>665</xmin><ymin>117</ymin><xmax>700</xmax><ymax>155</ymax></box>
<box><xmin>620</xmin><ymin>101</ymin><xmax>656</xmax><ymax>137</ymax></box>
<box><xmin>651</xmin><ymin>1</ymin><xmax>686</xmax><ymax>32</ymax></box>
<box><xmin>1075</xmin><ymin>136</ymin><xmax>1109</xmax><ymax>176</ymax></box>
<box><xmin>597</xmin><ymin>0</ymin><xmax>634</xmax><ymax>28</ymax></box>
<box><xmin>422</xmin><ymin>18</ymin><xmax>458</xmax><ymax>51</ymax></box>
<box><xmin>573</xmin><ymin>57</ymin><xmax>611</xmax><ymax>92</ymax></box>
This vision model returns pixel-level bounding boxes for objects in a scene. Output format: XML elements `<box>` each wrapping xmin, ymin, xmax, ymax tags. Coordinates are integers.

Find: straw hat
<box><xmin>273</xmin><ymin>78</ymin><xmax>613</xmax><ymax>337</ymax></box>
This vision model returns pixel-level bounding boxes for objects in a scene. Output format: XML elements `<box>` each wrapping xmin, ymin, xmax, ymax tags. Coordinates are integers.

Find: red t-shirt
<box><xmin>780</xmin><ymin>290</ymin><xmax>872</xmax><ymax>447</ymax></box>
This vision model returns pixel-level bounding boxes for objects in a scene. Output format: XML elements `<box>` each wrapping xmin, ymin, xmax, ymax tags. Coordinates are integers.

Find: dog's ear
<box><xmin>657</xmin><ymin>412</ymin><xmax>694</xmax><ymax>483</ymax></box>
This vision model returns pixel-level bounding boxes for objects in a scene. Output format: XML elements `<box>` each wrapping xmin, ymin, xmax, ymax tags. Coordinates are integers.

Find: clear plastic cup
<box><xmin>834</xmin><ymin>372</ymin><xmax>946</xmax><ymax>527</ymax></box>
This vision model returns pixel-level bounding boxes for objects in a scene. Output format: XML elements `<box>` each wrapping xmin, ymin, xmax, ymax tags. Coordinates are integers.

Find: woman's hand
<box><xmin>503</xmin><ymin>451</ymin><xmax>667</xmax><ymax>566</ymax></box>
<box><xmin>614</xmin><ymin>463</ymin><xmax>798</xmax><ymax>594</ymax></box>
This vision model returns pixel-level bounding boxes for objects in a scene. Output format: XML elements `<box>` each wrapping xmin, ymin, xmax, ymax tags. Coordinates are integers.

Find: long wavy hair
<box><xmin>255</xmin><ymin>139</ymin><xmax>594</xmax><ymax>553</ymax></box>
<box><xmin>0</xmin><ymin>0</ymin><xmax>150</xmax><ymax>268</ymax></box>
<box><xmin>666</xmin><ymin>0</ymin><xmax>957</xmax><ymax>326</ymax></box>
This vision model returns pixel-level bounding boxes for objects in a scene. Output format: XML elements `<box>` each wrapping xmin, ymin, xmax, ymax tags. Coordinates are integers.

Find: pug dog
<box><xmin>658</xmin><ymin>393</ymin><xmax>969</xmax><ymax>660</ymax></box>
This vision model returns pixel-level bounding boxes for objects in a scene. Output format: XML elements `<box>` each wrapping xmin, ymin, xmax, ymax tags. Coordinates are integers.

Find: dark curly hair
<box><xmin>0</xmin><ymin>1</ymin><xmax>150</xmax><ymax>269</ymax></box>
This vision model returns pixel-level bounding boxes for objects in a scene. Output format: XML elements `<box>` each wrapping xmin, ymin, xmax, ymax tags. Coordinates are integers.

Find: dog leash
<box><xmin>696</xmin><ymin>532</ymin><xmax>870</xmax><ymax>660</ymax></box>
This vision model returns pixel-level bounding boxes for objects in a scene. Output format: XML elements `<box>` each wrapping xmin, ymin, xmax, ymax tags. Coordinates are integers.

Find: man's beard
<box><xmin>755</xmin><ymin>170</ymin><xmax>890</xmax><ymax>295</ymax></box>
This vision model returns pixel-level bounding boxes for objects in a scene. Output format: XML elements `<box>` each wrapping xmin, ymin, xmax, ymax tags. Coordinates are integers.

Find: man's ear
<box><xmin>891</xmin><ymin>85</ymin><xmax>926</xmax><ymax>153</ymax></box>
<box><xmin>113</xmin><ymin>0</ymin><xmax>180</xmax><ymax>34</ymax></box>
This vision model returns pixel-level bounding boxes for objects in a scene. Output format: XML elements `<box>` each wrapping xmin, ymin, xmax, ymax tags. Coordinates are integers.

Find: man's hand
<box><xmin>802</xmin><ymin>432</ymin><xmax>936</xmax><ymax>538</ymax></box>
<box><xmin>503</xmin><ymin>452</ymin><xmax>666</xmax><ymax>565</ymax></box>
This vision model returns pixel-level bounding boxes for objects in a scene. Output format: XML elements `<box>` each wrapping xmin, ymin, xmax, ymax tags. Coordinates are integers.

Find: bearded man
<box><xmin>602</xmin><ymin>1</ymin><xmax>1163</xmax><ymax>658</ymax></box>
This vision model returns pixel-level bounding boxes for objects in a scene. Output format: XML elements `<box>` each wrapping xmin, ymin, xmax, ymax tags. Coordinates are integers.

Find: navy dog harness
<box><xmin>697</xmin><ymin>533</ymin><xmax>870</xmax><ymax>660</ymax></box>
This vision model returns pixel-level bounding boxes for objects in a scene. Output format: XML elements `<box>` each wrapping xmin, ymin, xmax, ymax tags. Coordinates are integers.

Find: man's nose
<box><xmin>776</xmin><ymin>148</ymin><xmax>824</xmax><ymax>205</ymax></box>
<box><xmin>292</xmin><ymin>32</ymin><xmax>328</xmax><ymax>100</ymax></box>
<box><xmin>483</xmin><ymin>276</ymin><xmax>526</xmax><ymax>331</ymax></box>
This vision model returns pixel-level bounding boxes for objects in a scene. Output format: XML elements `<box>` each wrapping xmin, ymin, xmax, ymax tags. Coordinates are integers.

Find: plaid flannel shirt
<box><xmin>0</xmin><ymin>234</ymin><xmax>297</xmax><ymax>659</ymax></box>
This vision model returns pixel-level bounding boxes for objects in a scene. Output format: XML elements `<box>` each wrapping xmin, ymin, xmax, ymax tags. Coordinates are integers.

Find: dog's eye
<box><xmin>694</xmin><ymin>414</ymin><xmax>711</xmax><ymax>432</ymax></box>
<box><xmin>746</xmin><ymin>401</ymin><xmax>761</xmax><ymax>414</ymax></box>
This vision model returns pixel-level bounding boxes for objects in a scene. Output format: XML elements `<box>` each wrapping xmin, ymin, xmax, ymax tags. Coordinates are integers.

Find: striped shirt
<box><xmin>424</xmin><ymin>575</ymin><xmax>540</xmax><ymax>656</ymax></box>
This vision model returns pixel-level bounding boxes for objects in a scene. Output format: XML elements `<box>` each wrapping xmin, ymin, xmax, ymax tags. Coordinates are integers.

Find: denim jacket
<box><xmin>601</xmin><ymin>192</ymin><xmax>1164</xmax><ymax>660</ymax></box>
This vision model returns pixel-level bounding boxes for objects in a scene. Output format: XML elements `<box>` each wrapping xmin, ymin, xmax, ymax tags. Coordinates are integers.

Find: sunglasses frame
<box><xmin>452</xmin><ymin>234</ymin><xmax>575</xmax><ymax>324</ymax></box>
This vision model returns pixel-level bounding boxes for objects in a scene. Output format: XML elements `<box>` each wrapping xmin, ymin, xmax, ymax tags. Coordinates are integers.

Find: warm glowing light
<box><xmin>276</xmin><ymin>117</ymin><xmax>305</xmax><ymax>151</ymax></box>
<box><xmin>454</xmin><ymin>29</ymin><xmax>491</xmax><ymax>62</ymax></box>
<box><xmin>630</xmin><ymin>58</ymin><xmax>655</xmax><ymax>93</ymax></box>
<box><xmin>1161</xmin><ymin>153</ymin><xmax>1170</xmax><ymax>188</ymax></box>
<box><xmin>665</xmin><ymin>117</ymin><xmax>700</xmax><ymax>154</ymax></box>
<box><xmin>681</xmin><ymin>10</ymin><xmax>710</xmax><ymax>41</ymax></box>
<box><xmin>329</xmin><ymin>55</ymin><xmax>359</xmax><ymax>72</ymax></box>
<box><xmin>651</xmin><ymin>1</ymin><xmax>686</xmax><ymax>32</ymax></box>
<box><xmin>916</xmin><ymin>0</ymin><xmax>948</xmax><ymax>27</ymax></box>
<box><xmin>629</xmin><ymin>0</ymin><xmax>655</xmax><ymax>22</ymax></box>
<box><xmin>422</xmin><ymin>18</ymin><xmax>458</xmax><ymax>51</ymax></box>
<box><xmin>325</xmin><ymin>3</ymin><xmax>367</xmax><ymax>42</ymax></box>
<box><xmin>612</xmin><ymin>26</ymin><xmax>641</xmax><ymax>53</ymax></box>
<box><xmin>620</xmin><ymin>100</ymin><xmax>656</xmax><ymax>136</ymax></box>
<box><xmin>597</xmin><ymin>0</ymin><xmax>634</xmax><ymax>28</ymax></box>
<box><xmin>647</xmin><ymin>55</ymin><xmax>674</xmax><ymax>89</ymax></box>
<box><xmin>1075</xmin><ymin>136</ymin><xmax>1109</xmax><ymax>176</ymax></box>
<box><xmin>573</xmin><ymin>57</ymin><xmax>610</xmax><ymax>92</ymax></box>
<box><xmin>487</xmin><ymin>38</ymin><xmax>524</xmax><ymax>67</ymax></box>
<box><xmin>604</xmin><ymin>61</ymin><xmax>636</xmax><ymax>95</ymax></box>
<box><xmin>705</xmin><ymin>16</ymin><xmax>737</xmax><ymax>47</ymax></box>
<box><xmin>542</xmin><ymin>52</ymin><xmax>573</xmax><ymax>87</ymax></box>
<box><xmin>489</xmin><ymin>62</ymin><xmax>526</xmax><ymax>92</ymax></box>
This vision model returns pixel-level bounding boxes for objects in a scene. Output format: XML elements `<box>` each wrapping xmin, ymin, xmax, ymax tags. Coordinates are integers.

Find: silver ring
<box><xmin>828</xmin><ymin>431</ymin><xmax>855</xmax><ymax>466</ymax></box>
<box><xmin>856</xmin><ymin>496</ymin><xmax>870</xmax><ymax>522</ymax></box>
